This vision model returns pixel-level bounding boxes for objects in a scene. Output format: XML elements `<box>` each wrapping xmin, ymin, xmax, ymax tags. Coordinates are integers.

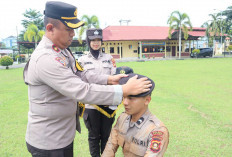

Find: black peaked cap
<box><xmin>119</xmin><ymin>73</ymin><xmax>155</xmax><ymax>97</ymax></box>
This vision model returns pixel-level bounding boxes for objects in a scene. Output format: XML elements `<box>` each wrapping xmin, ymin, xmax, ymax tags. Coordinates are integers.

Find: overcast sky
<box><xmin>0</xmin><ymin>0</ymin><xmax>231</xmax><ymax>40</ymax></box>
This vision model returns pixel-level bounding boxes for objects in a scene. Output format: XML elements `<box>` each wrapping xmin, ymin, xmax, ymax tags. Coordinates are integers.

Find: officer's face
<box><xmin>53</xmin><ymin>21</ymin><xmax>75</xmax><ymax>49</ymax></box>
<box><xmin>90</xmin><ymin>39</ymin><xmax>102</xmax><ymax>50</ymax></box>
<box><xmin>123</xmin><ymin>95</ymin><xmax>151</xmax><ymax>116</ymax></box>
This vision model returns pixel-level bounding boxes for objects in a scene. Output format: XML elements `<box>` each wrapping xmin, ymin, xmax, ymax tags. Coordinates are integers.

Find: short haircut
<box><xmin>44</xmin><ymin>16</ymin><xmax>60</xmax><ymax>29</ymax></box>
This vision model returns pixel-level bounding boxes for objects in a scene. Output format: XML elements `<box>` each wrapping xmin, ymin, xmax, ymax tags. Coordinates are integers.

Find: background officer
<box><xmin>79</xmin><ymin>31</ymin><xmax>135</xmax><ymax>157</ymax></box>
<box><xmin>23</xmin><ymin>1</ymin><xmax>151</xmax><ymax>157</ymax></box>
<box><xmin>102</xmin><ymin>73</ymin><xmax>169</xmax><ymax>157</ymax></box>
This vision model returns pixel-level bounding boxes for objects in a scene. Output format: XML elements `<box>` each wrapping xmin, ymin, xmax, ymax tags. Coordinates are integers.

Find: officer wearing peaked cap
<box><xmin>23</xmin><ymin>1</ymin><xmax>152</xmax><ymax>157</ymax></box>
<box><xmin>102</xmin><ymin>74</ymin><xmax>169</xmax><ymax>157</ymax></box>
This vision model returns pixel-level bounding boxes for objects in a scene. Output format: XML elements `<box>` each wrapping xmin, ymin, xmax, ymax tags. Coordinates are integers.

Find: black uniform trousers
<box><xmin>83</xmin><ymin>108</ymin><xmax>115</xmax><ymax>157</ymax></box>
<box><xmin>26</xmin><ymin>142</ymin><xmax>73</xmax><ymax>157</ymax></box>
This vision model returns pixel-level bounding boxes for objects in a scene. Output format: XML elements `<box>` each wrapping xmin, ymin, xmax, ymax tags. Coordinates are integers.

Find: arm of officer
<box><xmin>36</xmin><ymin>55</ymin><xmax>122</xmax><ymax>106</ymax></box>
<box><xmin>102</xmin><ymin>116</ymin><xmax>120</xmax><ymax>157</ymax></box>
<box><xmin>144</xmin><ymin>127</ymin><xmax>169</xmax><ymax>157</ymax></box>
<box><xmin>75</xmin><ymin>56</ymin><xmax>108</xmax><ymax>85</ymax></box>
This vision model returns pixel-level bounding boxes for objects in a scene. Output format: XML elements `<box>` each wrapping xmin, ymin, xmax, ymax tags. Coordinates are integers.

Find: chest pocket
<box><xmin>129</xmin><ymin>142</ymin><xmax>147</xmax><ymax>156</ymax></box>
<box><xmin>84</xmin><ymin>63</ymin><xmax>95</xmax><ymax>71</ymax></box>
<box><xmin>102</xmin><ymin>63</ymin><xmax>111</xmax><ymax>74</ymax></box>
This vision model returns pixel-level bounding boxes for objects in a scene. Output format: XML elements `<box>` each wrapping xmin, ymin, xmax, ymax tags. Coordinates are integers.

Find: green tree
<box><xmin>24</xmin><ymin>24</ymin><xmax>45</xmax><ymax>49</ymax></box>
<box><xmin>78</xmin><ymin>15</ymin><xmax>100</xmax><ymax>44</ymax></box>
<box><xmin>0</xmin><ymin>56</ymin><xmax>13</xmax><ymax>69</ymax></box>
<box><xmin>201</xmin><ymin>22</ymin><xmax>211</xmax><ymax>46</ymax></box>
<box><xmin>207</xmin><ymin>13</ymin><xmax>221</xmax><ymax>56</ymax></box>
<box><xmin>167</xmin><ymin>11</ymin><xmax>192</xmax><ymax>59</ymax></box>
<box><xmin>22</xmin><ymin>9</ymin><xmax>44</xmax><ymax>30</ymax></box>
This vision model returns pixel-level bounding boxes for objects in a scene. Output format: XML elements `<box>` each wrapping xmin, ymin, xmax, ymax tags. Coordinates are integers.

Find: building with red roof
<box><xmin>101</xmin><ymin>26</ymin><xmax>206</xmax><ymax>59</ymax></box>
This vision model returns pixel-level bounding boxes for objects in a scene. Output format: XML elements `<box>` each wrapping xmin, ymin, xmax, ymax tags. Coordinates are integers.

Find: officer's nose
<box><xmin>70</xmin><ymin>29</ymin><xmax>75</xmax><ymax>37</ymax></box>
<box><xmin>123</xmin><ymin>97</ymin><xmax>129</xmax><ymax>106</ymax></box>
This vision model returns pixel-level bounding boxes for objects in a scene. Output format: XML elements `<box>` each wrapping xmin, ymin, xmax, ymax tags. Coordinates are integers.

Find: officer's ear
<box><xmin>46</xmin><ymin>23</ymin><xmax>54</xmax><ymax>32</ymax></box>
<box><xmin>144</xmin><ymin>95</ymin><xmax>151</xmax><ymax>106</ymax></box>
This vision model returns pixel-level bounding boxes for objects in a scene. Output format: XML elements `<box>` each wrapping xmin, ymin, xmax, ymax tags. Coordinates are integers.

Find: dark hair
<box><xmin>44</xmin><ymin>16</ymin><xmax>60</xmax><ymax>29</ymax></box>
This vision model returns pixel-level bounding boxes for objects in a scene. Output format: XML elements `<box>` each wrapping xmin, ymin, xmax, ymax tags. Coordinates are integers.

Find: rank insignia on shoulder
<box><xmin>55</xmin><ymin>57</ymin><xmax>66</xmax><ymax>66</ymax></box>
<box><xmin>52</xmin><ymin>44</ymin><xmax>60</xmax><ymax>53</ymax></box>
<box><xmin>111</xmin><ymin>58</ymin><xmax>116</xmax><ymax>67</ymax></box>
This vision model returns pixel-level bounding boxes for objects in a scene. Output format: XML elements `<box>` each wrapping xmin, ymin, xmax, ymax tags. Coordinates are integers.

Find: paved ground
<box><xmin>1</xmin><ymin>55</ymin><xmax>231</xmax><ymax>70</ymax></box>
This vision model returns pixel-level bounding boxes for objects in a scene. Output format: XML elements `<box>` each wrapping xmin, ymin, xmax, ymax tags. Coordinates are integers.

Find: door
<box><xmin>172</xmin><ymin>46</ymin><xmax>176</xmax><ymax>56</ymax></box>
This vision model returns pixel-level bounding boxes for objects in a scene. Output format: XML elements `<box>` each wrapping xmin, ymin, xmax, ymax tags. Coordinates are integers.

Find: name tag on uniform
<box><xmin>84</xmin><ymin>62</ymin><xmax>93</xmax><ymax>65</ymax></box>
<box><xmin>102</xmin><ymin>60</ymin><xmax>110</xmax><ymax>64</ymax></box>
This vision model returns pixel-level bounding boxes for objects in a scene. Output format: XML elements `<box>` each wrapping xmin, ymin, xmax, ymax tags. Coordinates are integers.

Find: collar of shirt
<box><xmin>87</xmin><ymin>51</ymin><xmax>103</xmax><ymax>59</ymax></box>
<box><xmin>131</xmin><ymin>109</ymin><xmax>150</xmax><ymax>129</ymax></box>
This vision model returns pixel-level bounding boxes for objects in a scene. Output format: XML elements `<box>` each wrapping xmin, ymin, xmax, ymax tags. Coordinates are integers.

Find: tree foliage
<box><xmin>24</xmin><ymin>24</ymin><xmax>45</xmax><ymax>48</ymax></box>
<box><xmin>167</xmin><ymin>11</ymin><xmax>192</xmax><ymax>40</ymax></box>
<box><xmin>78</xmin><ymin>15</ymin><xmax>100</xmax><ymax>44</ymax></box>
<box><xmin>21</xmin><ymin>9</ymin><xmax>44</xmax><ymax>30</ymax></box>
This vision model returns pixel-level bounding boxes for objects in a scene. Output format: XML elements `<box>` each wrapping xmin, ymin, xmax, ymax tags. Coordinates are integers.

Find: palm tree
<box><xmin>78</xmin><ymin>15</ymin><xmax>100</xmax><ymax>44</ymax></box>
<box><xmin>24</xmin><ymin>24</ymin><xmax>45</xmax><ymax>49</ymax></box>
<box><xmin>167</xmin><ymin>11</ymin><xmax>192</xmax><ymax>59</ymax></box>
<box><xmin>201</xmin><ymin>22</ymin><xmax>211</xmax><ymax>47</ymax></box>
<box><xmin>207</xmin><ymin>14</ymin><xmax>221</xmax><ymax>56</ymax></box>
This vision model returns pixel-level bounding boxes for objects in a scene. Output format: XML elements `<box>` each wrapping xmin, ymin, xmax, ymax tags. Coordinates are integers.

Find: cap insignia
<box><xmin>94</xmin><ymin>30</ymin><xmax>99</xmax><ymax>35</ymax></box>
<box><xmin>120</xmin><ymin>70</ymin><xmax>125</xmax><ymax>74</ymax></box>
<box><xmin>74</xmin><ymin>9</ymin><xmax>77</xmax><ymax>17</ymax></box>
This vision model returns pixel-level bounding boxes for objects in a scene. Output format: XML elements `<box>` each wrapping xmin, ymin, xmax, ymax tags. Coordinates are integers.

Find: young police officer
<box><xmin>102</xmin><ymin>74</ymin><xmax>169</xmax><ymax>157</ymax></box>
<box><xmin>23</xmin><ymin>1</ymin><xmax>151</xmax><ymax>157</ymax></box>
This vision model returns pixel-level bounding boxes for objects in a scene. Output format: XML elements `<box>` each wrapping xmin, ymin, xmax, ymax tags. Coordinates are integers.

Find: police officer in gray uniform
<box><xmin>23</xmin><ymin>1</ymin><xmax>151</xmax><ymax>157</ymax></box>
<box><xmin>102</xmin><ymin>74</ymin><xmax>169</xmax><ymax>157</ymax></box>
<box><xmin>78</xmin><ymin>29</ymin><xmax>134</xmax><ymax>157</ymax></box>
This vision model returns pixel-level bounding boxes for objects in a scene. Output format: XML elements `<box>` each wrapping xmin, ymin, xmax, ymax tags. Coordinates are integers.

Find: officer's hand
<box><xmin>122</xmin><ymin>75</ymin><xmax>152</xmax><ymax>96</ymax></box>
<box><xmin>107</xmin><ymin>74</ymin><xmax>128</xmax><ymax>85</ymax></box>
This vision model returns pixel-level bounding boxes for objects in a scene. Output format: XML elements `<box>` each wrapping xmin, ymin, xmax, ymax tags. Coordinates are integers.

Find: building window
<box><xmin>166</xmin><ymin>46</ymin><xmax>171</xmax><ymax>52</ymax></box>
<box><xmin>117</xmin><ymin>47</ymin><xmax>120</xmax><ymax>54</ymax></box>
<box><xmin>110</xmin><ymin>47</ymin><xmax>114</xmax><ymax>53</ymax></box>
<box><xmin>142</xmin><ymin>46</ymin><xmax>166</xmax><ymax>53</ymax></box>
<box><xmin>129</xmin><ymin>45</ymin><xmax>132</xmax><ymax>49</ymax></box>
<box><xmin>102</xmin><ymin>47</ymin><xmax>105</xmax><ymax>53</ymax></box>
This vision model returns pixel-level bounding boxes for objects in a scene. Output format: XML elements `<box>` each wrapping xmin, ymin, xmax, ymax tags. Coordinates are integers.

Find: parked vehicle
<box><xmin>73</xmin><ymin>51</ymin><xmax>84</xmax><ymax>60</ymax></box>
<box><xmin>190</xmin><ymin>48</ymin><xmax>213</xmax><ymax>58</ymax></box>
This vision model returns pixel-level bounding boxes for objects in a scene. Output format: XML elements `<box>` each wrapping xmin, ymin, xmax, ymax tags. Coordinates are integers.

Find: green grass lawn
<box><xmin>0</xmin><ymin>58</ymin><xmax>232</xmax><ymax>157</ymax></box>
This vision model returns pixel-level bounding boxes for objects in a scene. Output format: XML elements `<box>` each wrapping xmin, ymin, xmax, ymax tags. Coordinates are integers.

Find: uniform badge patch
<box><xmin>55</xmin><ymin>57</ymin><xmax>66</xmax><ymax>66</ymax></box>
<box><xmin>150</xmin><ymin>138</ymin><xmax>161</xmax><ymax>153</ymax></box>
<box><xmin>152</xmin><ymin>131</ymin><xmax>164</xmax><ymax>140</ymax></box>
<box><xmin>52</xmin><ymin>44</ymin><xmax>60</xmax><ymax>53</ymax></box>
<box><xmin>111</xmin><ymin>58</ymin><xmax>116</xmax><ymax>67</ymax></box>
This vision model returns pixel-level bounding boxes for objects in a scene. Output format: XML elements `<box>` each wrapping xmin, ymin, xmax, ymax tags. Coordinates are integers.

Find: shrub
<box><xmin>0</xmin><ymin>56</ymin><xmax>13</xmax><ymax>69</ymax></box>
<box><xmin>192</xmin><ymin>49</ymin><xmax>200</xmax><ymax>53</ymax></box>
<box><xmin>227</xmin><ymin>45</ymin><xmax>232</xmax><ymax>51</ymax></box>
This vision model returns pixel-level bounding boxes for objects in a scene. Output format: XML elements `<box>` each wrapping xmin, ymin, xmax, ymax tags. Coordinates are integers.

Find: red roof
<box><xmin>103</xmin><ymin>26</ymin><xmax>206</xmax><ymax>41</ymax></box>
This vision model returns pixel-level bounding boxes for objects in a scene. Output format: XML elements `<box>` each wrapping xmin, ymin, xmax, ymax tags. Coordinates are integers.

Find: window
<box><xmin>129</xmin><ymin>45</ymin><xmax>132</xmax><ymax>49</ymax></box>
<box><xmin>102</xmin><ymin>47</ymin><xmax>105</xmax><ymax>53</ymax></box>
<box><xmin>110</xmin><ymin>47</ymin><xmax>114</xmax><ymax>53</ymax></box>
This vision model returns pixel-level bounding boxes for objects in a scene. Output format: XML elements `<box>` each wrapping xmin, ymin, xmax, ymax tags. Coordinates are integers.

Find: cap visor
<box><xmin>61</xmin><ymin>18</ymin><xmax>85</xmax><ymax>29</ymax></box>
